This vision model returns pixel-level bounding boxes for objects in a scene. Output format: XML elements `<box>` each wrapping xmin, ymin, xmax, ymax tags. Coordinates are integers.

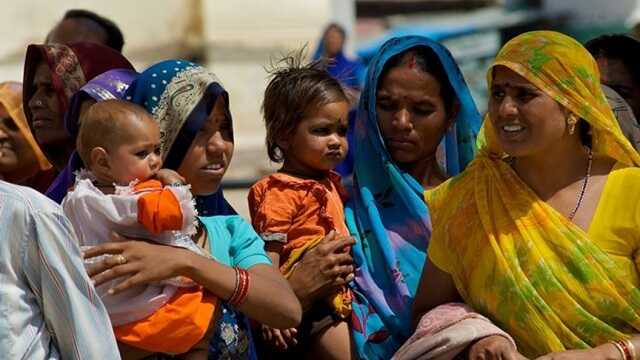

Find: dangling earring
<box><xmin>567</xmin><ymin>113</ymin><xmax>578</xmax><ymax>135</ymax></box>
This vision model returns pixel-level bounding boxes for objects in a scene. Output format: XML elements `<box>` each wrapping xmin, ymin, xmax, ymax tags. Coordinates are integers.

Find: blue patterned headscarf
<box><xmin>345</xmin><ymin>36</ymin><xmax>481</xmax><ymax>359</ymax></box>
<box><xmin>124</xmin><ymin>60</ymin><xmax>234</xmax><ymax>216</ymax></box>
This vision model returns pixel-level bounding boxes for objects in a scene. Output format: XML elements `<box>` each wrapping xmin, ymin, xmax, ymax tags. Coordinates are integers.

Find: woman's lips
<box><xmin>497</xmin><ymin>123</ymin><xmax>528</xmax><ymax>141</ymax></box>
<box><xmin>200</xmin><ymin>163</ymin><xmax>226</xmax><ymax>176</ymax></box>
<box><xmin>387</xmin><ymin>138</ymin><xmax>414</xmax><ymax>150</ymax></box>
<box><xmin>32</xmin><ymin>117</ymin><xmax>52</xmax><ymax>129</ymax></box>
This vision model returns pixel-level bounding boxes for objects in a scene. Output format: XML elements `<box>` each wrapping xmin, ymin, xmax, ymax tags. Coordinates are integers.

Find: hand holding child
<box><xmin>261</xmin><ymin>325</ymin><xmax>298</xmax><ymax>350</ymax></box>
<box><xmin>155</xmin><ymin>169</ymin><xmax>186</xmax><ymax>186</ymax></box>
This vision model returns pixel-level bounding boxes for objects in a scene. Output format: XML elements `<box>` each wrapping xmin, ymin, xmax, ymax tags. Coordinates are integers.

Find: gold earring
<box><xmin>567</xmin><ymin>113</ymin><xmax>578</xmax><ymax>135</ymax></box>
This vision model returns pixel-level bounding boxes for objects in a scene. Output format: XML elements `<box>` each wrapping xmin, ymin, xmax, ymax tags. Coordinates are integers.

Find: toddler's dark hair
<box><xmin>262</xmin><ymin>49</ymin><xmax>349</xmax><ymax>162</ymax></box>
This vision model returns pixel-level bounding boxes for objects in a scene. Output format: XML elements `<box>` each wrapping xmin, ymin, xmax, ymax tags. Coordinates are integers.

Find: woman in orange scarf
<box><xmin>0</xmin><ymin>82</ymin><xmax>54</xmax><ymax>192</ymax></box>
<box><xmin>412</xmin><ymin>31</ymin><xmax>640</xmax><ymax>360</ymax></box>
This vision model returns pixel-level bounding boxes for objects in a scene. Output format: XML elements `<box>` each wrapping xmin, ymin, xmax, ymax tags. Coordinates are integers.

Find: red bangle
<box><xmin>228</xmin><ymin>268</ymin><xmax>250</xmax><ymax>307</ymax></box>
<box><xmin>612</xmin><ymin>340</ymin><xmax>634</xmax><ymax>360</ymax></box>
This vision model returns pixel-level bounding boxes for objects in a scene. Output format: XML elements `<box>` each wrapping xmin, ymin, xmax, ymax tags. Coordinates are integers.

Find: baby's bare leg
<box><xmin>306</xmin><ymin>320</ymin><xmax>353</xmax><ymax>360</ymax></box>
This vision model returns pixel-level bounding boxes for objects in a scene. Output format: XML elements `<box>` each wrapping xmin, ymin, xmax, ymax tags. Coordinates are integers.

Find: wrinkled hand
<box><xmin>155</xmin><ymin>169</ymin><xmax>186</xmax><ymax>186</ymax></box>
<box><xmin>468</xmin><ymin>335</ymin><xmax>528</xmax><ymax>360</ymax></box>
<box><xmin>261</xmin><ymin>325</ymin><xmax>298</xmax><ymax>350</ymax></box>
<box><xmin>287</xmin><ymin>230</ymin><xmax>355</xmax><ymax>308</ymax></box>
<box><xmin>535</xmin><ymin>343</ymin><xmax>622</xmax><ymax>360</ymax></box>
<box><xmin>83</xmin><ymin>232</ymin><xmax>191</xmax><ymax>294</ymax></box>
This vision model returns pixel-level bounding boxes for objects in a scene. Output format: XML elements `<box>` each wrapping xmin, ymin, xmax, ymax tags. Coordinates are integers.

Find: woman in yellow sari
<box><xmin>412</xmin><ymin>31</ymin><xmax>640</xmax><ymax>359</ymax></box>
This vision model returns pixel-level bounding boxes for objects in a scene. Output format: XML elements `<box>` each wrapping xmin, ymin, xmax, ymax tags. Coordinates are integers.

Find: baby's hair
<box><xmin>262</xmin><ymin>48</ymin><xmax>349</xmax><ymax>162</ymax></box>
<box><xmin>77</xmin><ymin>99</ymin><xmax>155</xmax><ymax>167</ymax></box>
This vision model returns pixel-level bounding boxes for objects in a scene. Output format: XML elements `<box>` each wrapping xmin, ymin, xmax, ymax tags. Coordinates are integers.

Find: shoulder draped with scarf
<box><xmin>345</xmin><ymin>35</ymin><xmax>481</xmax><ymax>359</ymax></box>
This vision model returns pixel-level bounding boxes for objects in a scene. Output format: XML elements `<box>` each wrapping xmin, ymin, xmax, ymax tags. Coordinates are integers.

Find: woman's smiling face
<box><xmin>177</xmin><ymin>96</ymin><xmax>234</xmax><ymax>196</ymax></box>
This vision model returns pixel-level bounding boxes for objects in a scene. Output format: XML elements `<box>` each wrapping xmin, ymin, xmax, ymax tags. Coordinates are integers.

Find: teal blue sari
<box><xmin>345</xmin><ymin>36</ymin><xmax>481</xmax><ymax>359</ymax></box>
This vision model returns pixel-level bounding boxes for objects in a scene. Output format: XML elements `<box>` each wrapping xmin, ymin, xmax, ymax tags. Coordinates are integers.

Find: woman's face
<box><xmin>177</xmin><ymin>96</ymin><xmax>234</xmax><ymax>196</ymax></box>
<box><xmin>377</xmin><ymin>63</ymin><xmax>453</xmax><ymax>168</ymax></box>
<box><xmin>488</xmin><ymin>66</ymin><xmax>569</xmax><ymax>157</ymax></box>
<box><xmin>0</xmin><ymin>104</ymin><xmax>39</xmax><ymax>182</ymax></box>
<box><xmin>27</xmin><ymin>62</ymin><xmax>67</xmax><ymax>147</ymax></box>
<box><xmin>324</xmin><ymin>27</ymin><xmax>345</xmax><ymax>58</ymax></box>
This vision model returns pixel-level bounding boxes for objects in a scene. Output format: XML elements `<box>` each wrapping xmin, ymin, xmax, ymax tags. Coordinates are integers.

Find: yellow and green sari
<box><xmin>426</xmin><ymin>31</ymin><xmax>640</xmax><ymax>357</ymax></box>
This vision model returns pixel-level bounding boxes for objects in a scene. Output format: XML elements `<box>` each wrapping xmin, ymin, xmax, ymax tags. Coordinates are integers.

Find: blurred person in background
<box><xmin>586</xmin><ymin>34</ymin><xmax>640</xmax><ymax>119</ymax></box>
<box><xmin>46</xmin><ymin>9</ymin><xmax>125</xmax><ymax>52</ymax></box>
<box><xmin>0</xmin><ymin>81</ymin><xmax>54</xmax><ymax>192</ymax></box>
<box><xmin>586</xmin><ymin>34</ymin><xmax>640</xmax><ymax>151</ymax></box>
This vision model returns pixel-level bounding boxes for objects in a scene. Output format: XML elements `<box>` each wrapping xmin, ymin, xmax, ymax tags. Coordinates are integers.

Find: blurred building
<box><xmin>0</xmin><ymin>0</ymin><xmax>356</xmax><ymax>183</ymax></box>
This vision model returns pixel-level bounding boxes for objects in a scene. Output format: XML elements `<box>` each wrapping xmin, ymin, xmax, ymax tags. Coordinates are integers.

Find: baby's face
<box><xmin>107</xmin><ymin>116</ymin><xmax>162</xmax><ymax>185</ymax></box>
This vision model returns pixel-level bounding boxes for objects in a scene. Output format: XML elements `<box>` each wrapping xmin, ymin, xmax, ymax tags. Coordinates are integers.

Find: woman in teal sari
<box><xmin>345</xmin><ymin>36</ymin><xmax>481</xmax><ymax>359</ymax></box>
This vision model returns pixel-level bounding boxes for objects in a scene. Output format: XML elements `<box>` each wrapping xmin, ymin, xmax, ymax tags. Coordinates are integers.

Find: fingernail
<box><xmin>108</xmin><ymin>288</ymin><xmax>114</xmax><ymax>295</ymax></box>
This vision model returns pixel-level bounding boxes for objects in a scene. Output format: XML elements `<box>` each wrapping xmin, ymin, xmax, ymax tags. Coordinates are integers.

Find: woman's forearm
<box><xmin>181</xmin><ymin>251</ymin><xmax>302</xmax><ymax>329</ymax></box>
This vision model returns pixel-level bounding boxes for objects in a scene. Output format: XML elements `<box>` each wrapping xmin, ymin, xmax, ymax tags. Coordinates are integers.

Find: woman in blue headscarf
<box><xmin>85</xmin><ymin>60</ymin><xmax>302</xmax><ymax>359</ymax></box>
<box><xmin>346</xmin><ymin>35</ymin><xmax>481</xmax><ymax>360</ymax></box>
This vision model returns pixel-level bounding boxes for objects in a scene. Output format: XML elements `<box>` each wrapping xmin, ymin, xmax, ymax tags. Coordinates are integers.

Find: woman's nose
<box><xmin>499</xmin><ymin>96</ymin><xmax>518</xmax><ymax>118</ymax></box>
<box><xmin>206</xmin><ymin>131</ymin><xmax>226</xmax><ymax>154</ymax></box>
<box><xmin>393</xmin><ymin>109</ymin><xmax>413</xmax><ymax>130</ymax></box>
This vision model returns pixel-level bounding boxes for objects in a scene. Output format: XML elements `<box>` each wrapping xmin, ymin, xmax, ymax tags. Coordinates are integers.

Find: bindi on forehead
<box><xmin>407</xmin><ymin>52</ymin><xmax>417</xmax><ymax>69</ymax></box>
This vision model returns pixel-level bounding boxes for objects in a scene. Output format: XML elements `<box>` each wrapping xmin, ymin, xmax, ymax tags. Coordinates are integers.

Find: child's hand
<box><xmin>261</xmin><ymin>325</ymin><xmax>298</xmax><ymax>350</ymax></box>
<box><xmin>155</xmin><ymin>169</ymin><xmax>186</xmax><ymax>186</ymax></box>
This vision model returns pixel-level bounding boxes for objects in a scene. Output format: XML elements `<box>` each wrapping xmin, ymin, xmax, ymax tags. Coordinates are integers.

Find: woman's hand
<box><xmin>83</xmin><ymin>232</ymin><xmax>191</xmax><ymax>293</ymax></box>
<box><xmin>467</xmin><ymin>335</ymin><xmax>529</xmax><ymax>360</ymax></box>
<box><xmin>261</xmin><ymin>325</ymin><xmax>298</xmax><ymax>350</ymax></box>
<box><xmin>535</xmin><ymin>343</ymin><xmax>622</xmax><ymax>360</ymax></box>
<box><xmin>286</xmin><ymin>230</ymin><xmax>355</xmax><ymax>309</ymax></box>
<box><xmin>155</xmin><ymin>168</ymin><xmax>186</xmax><ymax>186</ymax></box>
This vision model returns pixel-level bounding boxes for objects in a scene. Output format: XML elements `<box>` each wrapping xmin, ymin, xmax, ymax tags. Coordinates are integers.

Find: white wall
<box><xmin>0</xmin><ymin>0</ymin><xmax>356</xmax><ymax>179</ymax></box>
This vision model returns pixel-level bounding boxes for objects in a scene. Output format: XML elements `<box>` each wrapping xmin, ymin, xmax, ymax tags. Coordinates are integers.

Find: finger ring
<box><xmin>114</xmin><ymin>254</ymin><xmax>127</xmax><ymax>264</ymax></box>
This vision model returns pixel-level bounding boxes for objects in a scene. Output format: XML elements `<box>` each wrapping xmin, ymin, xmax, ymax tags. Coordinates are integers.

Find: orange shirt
<box><xmin>248</xmin><ymin>171</ymin><xmax>349</xmax><ymax>266</ymax></box>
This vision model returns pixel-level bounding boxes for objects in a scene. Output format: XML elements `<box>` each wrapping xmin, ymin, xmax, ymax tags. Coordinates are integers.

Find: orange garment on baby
<box><xmin>135</xmin><ymin>179</ymin><xmax>184</xmax><ymax>234</ymax></box>
<box><xmin>248</xmin><ymin>171</ymin><xmax>352</xmax><ymax>318</ymax></box>
<box><xmin>114</xmin><ymin>286</ymin><xmax>217</xmax><ymax>354</ymax></box>
<box><xmin>115</xmin><ymin>180</ymin><xmax>216</xmax><ymax>354</ymax></box>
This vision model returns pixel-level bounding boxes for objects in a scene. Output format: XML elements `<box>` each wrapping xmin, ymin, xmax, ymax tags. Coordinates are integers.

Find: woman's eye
<box><xmin>377</xmin><ymin>102</ymin><xmax>395</xmax><ymax>112</ymax></box>
<box><xmin>414</xmin><ymin>107</ymin><xmax>434</xmax><ymax>116</ymax></box>
<box><xmin>312</xmin><ymin>127</ymin><xmax>330</xmax><ymax>135</ymax></box>
<box><xmin>491</xmin><ymin>90</ymin><xmax>505</xmax><ymax>99</ymax></box>
<box><xmin>220</xmin><ymin>120</ymin><xmax>232</xmax><ymax>130</ymax></box>
<box><xmin>517</xmin><ymin>91</ymin><xmax>536</xmax><ymax>102</ymax></box>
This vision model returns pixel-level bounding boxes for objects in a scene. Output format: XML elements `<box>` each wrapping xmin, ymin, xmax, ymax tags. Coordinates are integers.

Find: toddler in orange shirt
<box><xmin>248</xmin><ymin>55</ymin><xmax>353</xmax><ymax>357</ymax></box>
<box><xmin>62</xmin><ymin>100</ymin><xmax>215</xmax><ymax>359</ymax></box>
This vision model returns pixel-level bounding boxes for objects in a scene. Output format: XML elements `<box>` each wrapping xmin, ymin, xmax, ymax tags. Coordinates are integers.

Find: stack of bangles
<box><xmin>611</xmin><ymin>339</ymin><xmax>637</xmax><ymax>360</ymax></box>
<box><xmin>227</xmin><ymin>267</ymin><xmax>250</xmax><ymax>307</ymax></box>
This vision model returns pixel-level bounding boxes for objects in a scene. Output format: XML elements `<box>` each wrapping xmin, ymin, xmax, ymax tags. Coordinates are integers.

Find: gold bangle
<box><xmin>611</xmin><ymin>340</ymin><xmax>628</xmax><ymax>360</ymax></box>
<box><xmin>624</xmin><ymin>339</ymin><xmax>637</xmax><ymax>360</ymax></box>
